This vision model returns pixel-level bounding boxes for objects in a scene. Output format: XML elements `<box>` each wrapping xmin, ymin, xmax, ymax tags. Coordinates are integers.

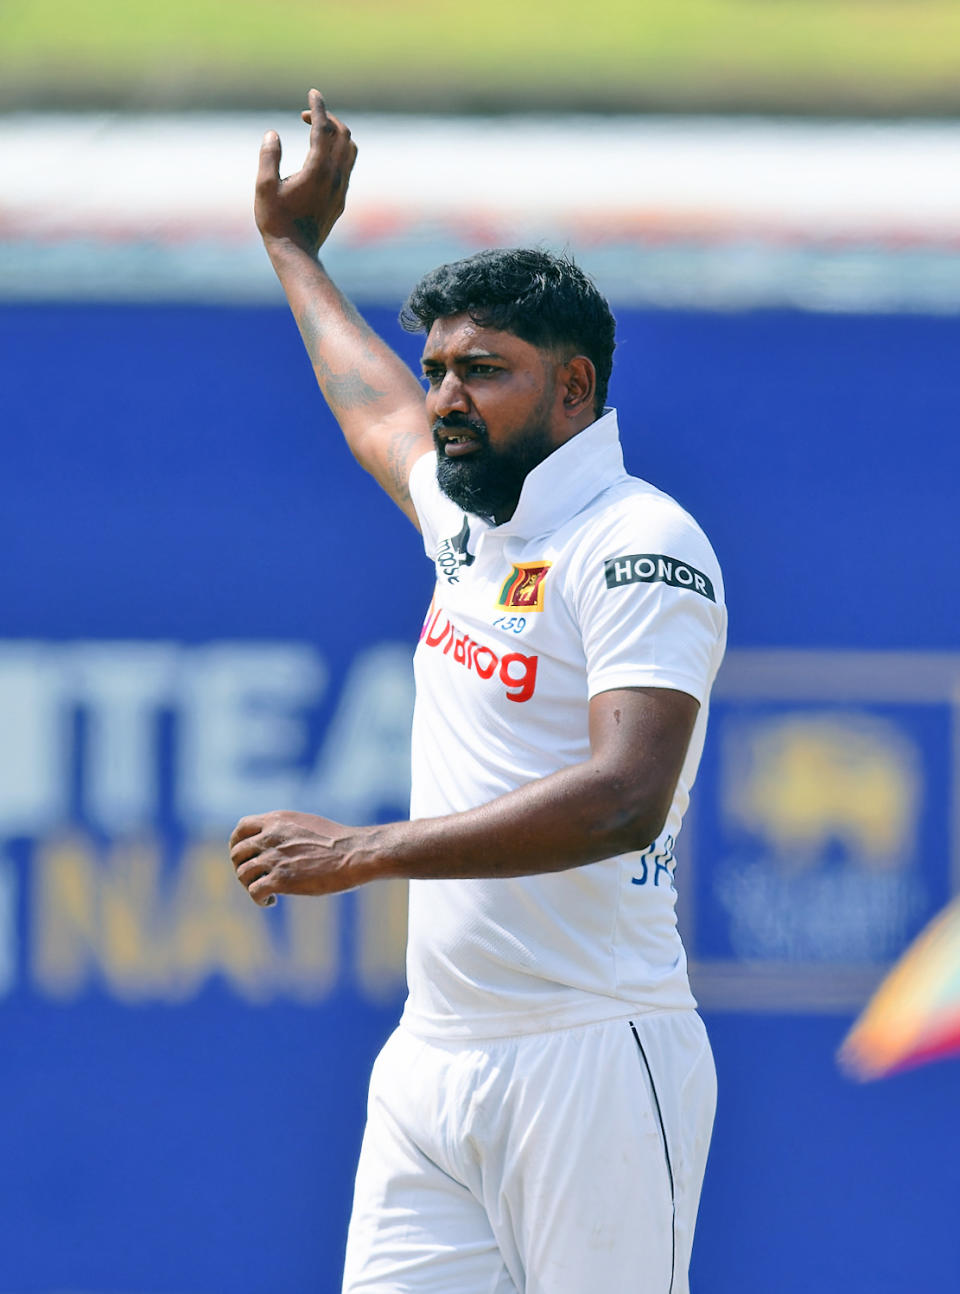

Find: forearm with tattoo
<box><xmin>255</xmin><ymin>96</ymin><xmax>433</xmax><ymax>520</ymax></box>
<box><xmin>265</xmin><ymin>242</ymin><xmax>432</xmax><ymax>519</ymax></box>
<box><xmin>295</xmin><ymin>296</ymin><xmax>387</xmax><ymax>415</ymax></box>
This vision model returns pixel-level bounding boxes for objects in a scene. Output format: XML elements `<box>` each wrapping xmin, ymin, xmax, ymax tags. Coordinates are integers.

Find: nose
<box><xmin>431</xmin><ymin>370</ymin><xmax>471</xmax><ymax>419</ymax></box>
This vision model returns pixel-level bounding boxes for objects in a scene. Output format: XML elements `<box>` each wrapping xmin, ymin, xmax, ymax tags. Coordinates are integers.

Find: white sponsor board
<box><xmin>2</xmin><ymin>116</ymin><xmax>958</xmax><ymax>310</ymax></box>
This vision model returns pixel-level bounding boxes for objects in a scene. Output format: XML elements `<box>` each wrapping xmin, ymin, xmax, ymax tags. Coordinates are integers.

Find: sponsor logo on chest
<box><xmin>419</xmin><ymin>605</ymin><xmax>539</xmax><ymax>703</ymax></box>
<box><xmin>604</xmin><ymin>553</ymin><xmax>715</xmax><ymax>602</ymax></box>
<box><xmin>435</xmin><ymin>516</ymin><xmax>475</xmax><ymax>585</ymax></box>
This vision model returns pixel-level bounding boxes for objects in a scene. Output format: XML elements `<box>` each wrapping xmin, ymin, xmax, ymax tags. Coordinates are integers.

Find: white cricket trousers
<box><xmin>341</xmin><ymin>1010</ymin><xmax>716</xmax><ymax>1294</ymax></box>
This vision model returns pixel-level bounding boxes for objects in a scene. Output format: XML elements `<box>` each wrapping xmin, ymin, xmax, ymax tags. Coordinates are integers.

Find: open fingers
<box><xmin>306</xmin><ymin>89</ymin><xmax>353</xmax><ymax>149</ymax></box>
<box><xmin>300</xmin><ymin>109</ymin><xmax>344</xmax><ymax>128</ymax></box>
<box><xmin>307</xmin><ymin>88</ymin><xmax>336</xmax><ymax>146</ymax></box>
<box><xmin>256</xmin><ymin>131</ymin><xmax>282</xmax><ymax>196</ymax></box>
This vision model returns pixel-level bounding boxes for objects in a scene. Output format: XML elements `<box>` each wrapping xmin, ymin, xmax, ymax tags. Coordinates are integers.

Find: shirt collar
<box><xmin>487</xmin><ymin>408</ymin><xmax>626</xmax><ymax>539</ymax></box>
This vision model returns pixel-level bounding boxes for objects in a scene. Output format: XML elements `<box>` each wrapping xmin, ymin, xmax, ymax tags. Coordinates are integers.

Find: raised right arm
<box><xmin>255</xmin><ymin>90</ymin><xmax>434</xmax><ymax>526</ymax></box>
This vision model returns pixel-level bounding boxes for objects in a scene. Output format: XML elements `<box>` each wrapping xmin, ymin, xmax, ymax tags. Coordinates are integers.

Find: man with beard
<box><xmin>230</xmin><ymin>91</ymin><xmax>726</xmax><ymax>1294</ymax></box>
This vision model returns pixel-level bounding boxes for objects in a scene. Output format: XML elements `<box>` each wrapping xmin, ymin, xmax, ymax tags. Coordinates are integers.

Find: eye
<box><xmin>469</xmin><ymin>364</ymin><xmax>500</xmax><ymax>376</ymax></box>
<box><xmin>422</xmin><ymin>369</ymin><xmax>444</xmax><ymax>387</ymax></box>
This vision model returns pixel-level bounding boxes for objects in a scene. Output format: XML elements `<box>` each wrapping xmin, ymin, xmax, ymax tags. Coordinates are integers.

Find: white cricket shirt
<box><xmin>401</xmin><ymin>409</ymin><xmax>726</xmax><ymax>1039</ymax></box>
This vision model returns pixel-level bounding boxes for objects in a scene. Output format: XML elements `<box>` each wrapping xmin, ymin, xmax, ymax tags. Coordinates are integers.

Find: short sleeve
<box><xmin>569</xmin><ymin>495</ymin><xmax>727</xmax><ymax>706</ymax></box>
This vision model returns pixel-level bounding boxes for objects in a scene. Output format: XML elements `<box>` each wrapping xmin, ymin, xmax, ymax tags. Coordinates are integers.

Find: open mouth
<box><xmin>441</xmin><ymin>434</ymin><xmax>482</xmax><ymax>457</ymax></box>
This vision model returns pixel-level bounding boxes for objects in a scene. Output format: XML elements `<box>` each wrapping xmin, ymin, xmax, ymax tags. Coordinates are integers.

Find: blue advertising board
<box><xmin>2</xmin><ymin>302</ymin><xmax>959</xmax><ymax>1292</ymax></box>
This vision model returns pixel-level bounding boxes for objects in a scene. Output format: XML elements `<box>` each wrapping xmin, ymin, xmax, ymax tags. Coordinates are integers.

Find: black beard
<box><xmin>433</xmin><ymin>414</ymin><xmax>555</xmax><ymax>522</ymax></box>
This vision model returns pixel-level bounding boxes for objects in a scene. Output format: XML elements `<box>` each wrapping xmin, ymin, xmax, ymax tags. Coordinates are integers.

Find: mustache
<box><xmin>432</xmin><ymin>414</ymin><xmax>489</xmax><ymax>440</ymax></box>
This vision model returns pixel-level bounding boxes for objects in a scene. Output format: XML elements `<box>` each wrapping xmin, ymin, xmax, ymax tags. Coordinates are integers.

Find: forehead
<box><xmin>421</xmin><ymin>313</ymin><xmax>542</xmax><ymax>364</ymax></box>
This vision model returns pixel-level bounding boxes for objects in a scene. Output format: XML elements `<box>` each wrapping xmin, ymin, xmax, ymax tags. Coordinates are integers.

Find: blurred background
<box><xmin>2</xmin><ymin>2</ymin><xmax>959</xmax><ymax>1290</ymax></box>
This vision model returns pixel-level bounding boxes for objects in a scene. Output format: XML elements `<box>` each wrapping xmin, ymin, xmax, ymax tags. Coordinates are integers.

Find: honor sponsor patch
<box><xmin>604</xmin><ymin>553</ymin><xmax>716</xmax><ymax>602</ymax></box>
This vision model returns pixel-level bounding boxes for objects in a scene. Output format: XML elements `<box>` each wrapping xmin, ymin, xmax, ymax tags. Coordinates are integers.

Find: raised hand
<box><xmin>248</xmin><ymin>87</ymin><xmax>432</xmax><ymax>525</ymax></box>
<box><xmin>255</xmin><ymin>88</ymin><xmax>359</xmax><ymax>257</ymax></box>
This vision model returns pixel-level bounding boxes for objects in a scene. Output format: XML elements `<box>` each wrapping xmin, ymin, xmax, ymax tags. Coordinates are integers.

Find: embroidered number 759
<box><xmin>493</xmin><ymin>614</ymin><xmax>528</xmax><ymax>634</ymax></box>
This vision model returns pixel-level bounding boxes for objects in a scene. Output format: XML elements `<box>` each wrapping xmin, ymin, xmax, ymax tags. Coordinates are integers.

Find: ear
<box><xmin>560</xmin><ymin>355</ymin><xmax>596</xmax><ymax>418</ymax></box>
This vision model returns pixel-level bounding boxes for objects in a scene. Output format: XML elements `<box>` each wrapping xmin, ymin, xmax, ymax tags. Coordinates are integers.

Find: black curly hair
<box><xmin>400</xmin><ymin>248</ymin><xmax>616</xmax><ymax>417</ymax></box>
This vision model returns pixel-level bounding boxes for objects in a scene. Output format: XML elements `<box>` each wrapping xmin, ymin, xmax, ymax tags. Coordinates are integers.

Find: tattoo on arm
<box><xmin>296</xmin><ymin>293</ymin><xmax>380</xmax><ymax>355</ymax></box>
<box><xmin>294</xmin><ymin>303</ymin><xmax>387</xmax><ymax>412</ymax></box>
<box><xmin>384</xmin><ymin>428</ymin><xmax>428</xmax><ymax>504</ymax></box>
<box><xmin>296</xmin><ymin>304</ymin><xmax>328</xmax><ymax>357</ymax></box>
<box><xmin>339</xmin><ymin>295</ymin><xmax>381</xmax><ymax>348</ymax></box>
<box><xmin>315</xmin><ymin>356</ymin><xmax>387</xmax><ymax>410</ymax></box>
<box><xmin>290</xmin><ymin>289</ymin><xmax>428</xmax><ymax>506</ymax></box>
<box><xmin>292</xmin><ymin>217</ymin><xmax>322</xmax><ymax>256</ymax></box>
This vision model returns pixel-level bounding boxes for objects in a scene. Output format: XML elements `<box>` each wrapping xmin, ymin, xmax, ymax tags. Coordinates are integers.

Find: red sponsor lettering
<box><xmin>419</xmin><ymin>607</ymin><xmax>538</xmax><ymax>703</ymax></box>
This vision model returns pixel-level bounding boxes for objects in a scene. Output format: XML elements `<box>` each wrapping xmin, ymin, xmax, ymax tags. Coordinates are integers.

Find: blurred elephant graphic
<box><xmin>724</xmin><ymin>712</ymin><xmax>920</xmax><ymax>869</ymax></box>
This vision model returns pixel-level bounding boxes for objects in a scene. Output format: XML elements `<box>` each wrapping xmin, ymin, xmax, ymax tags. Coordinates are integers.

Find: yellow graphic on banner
<box><xmin>725</xmin><ymin>713</ymin><xmax>919</xmax><ymax>868</ymax></box>
<box><xmin>31</xmin><ymin>834</ymin><xmax>344</xmax><ymax>1004</ymax></box>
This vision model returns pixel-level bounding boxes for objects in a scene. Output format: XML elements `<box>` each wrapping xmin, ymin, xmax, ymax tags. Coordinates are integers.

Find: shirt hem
<box><xmin>398</xmin><ymin>991</ymin><xmax>698</xmax><ymax>1042</ymax></box>
<box><xmin>588</xmin><ymin>666</ymin><xmax>710</xmax><ymax>706</ymax></box>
